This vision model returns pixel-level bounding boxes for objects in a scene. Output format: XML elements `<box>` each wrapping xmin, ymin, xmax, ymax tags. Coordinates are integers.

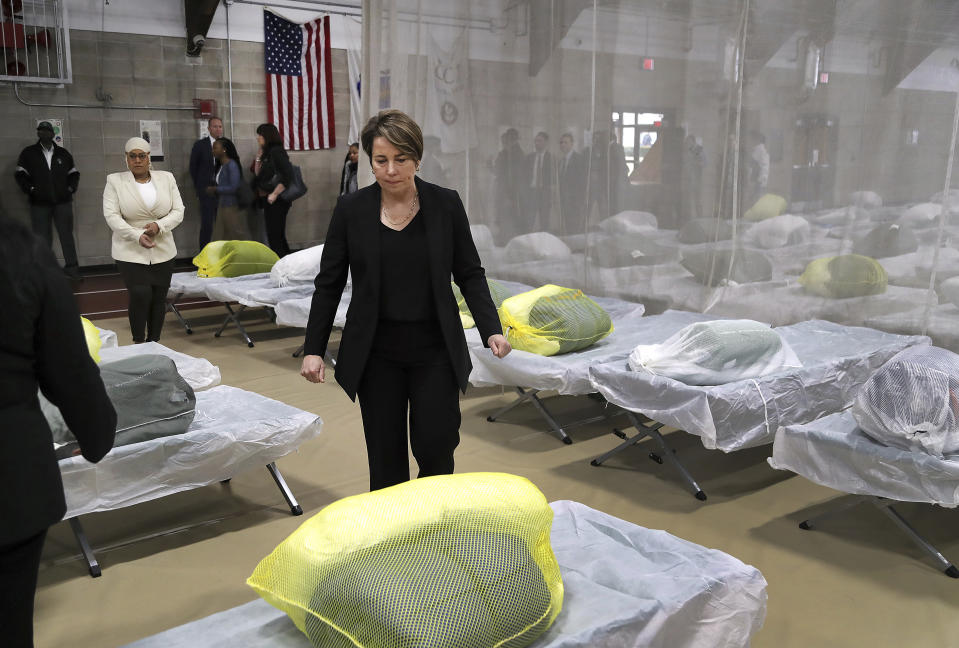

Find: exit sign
<box><xmin>642</xmin><ymin>58</ymin><xmax>655</xmax><ymax>71</ymax></box>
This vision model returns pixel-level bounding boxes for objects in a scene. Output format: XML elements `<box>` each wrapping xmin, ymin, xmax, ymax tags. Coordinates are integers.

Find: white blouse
<box><xmin>135</xmin><ymin>179</ymin><xmax>157</xmax><ymax>209</ymax></box>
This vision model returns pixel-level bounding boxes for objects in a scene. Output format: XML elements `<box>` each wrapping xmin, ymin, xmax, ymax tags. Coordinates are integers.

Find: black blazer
<box><xmin>304</xmin><ymin>176</ymin><xmax>502</xmax><ymax>401</ymax></box>
<box><xmin>0</xmin><ymin>218</ymin><xmax>115</xmax><ymax>546</ymax></box>
<box><xmin>189</xmin><ymin>137</ymin><xmax>216</xmax><ymax>197</ymax></box>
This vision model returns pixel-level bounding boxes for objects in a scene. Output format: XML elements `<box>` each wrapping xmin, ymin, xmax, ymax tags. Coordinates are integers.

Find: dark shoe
<box><xmin>64</xmin><ymin>266</ymin><xmax>82</xmax><ymax>281</ymax></box>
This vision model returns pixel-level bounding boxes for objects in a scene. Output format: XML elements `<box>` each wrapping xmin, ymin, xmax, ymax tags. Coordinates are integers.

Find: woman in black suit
<box><xmin>301</xmin><ymin>109</ymin><xmax>511</xmax><ymax>491</ymax></box>
<box><xmin>0</xmin><ymin>216</ymin><xmax>116</xmax><ymax>647</ymax></box>
<box><xmin>253</xmin><ymin>123</ymin><xmax>294</xmax><ymax>257</ymax></box>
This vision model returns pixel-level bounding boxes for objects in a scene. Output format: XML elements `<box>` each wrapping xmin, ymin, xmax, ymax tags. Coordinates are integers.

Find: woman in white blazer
<box><xmin>103</xmin><ymin>137</ymin><xmax>185</xmax><ymax>343</ymax></box>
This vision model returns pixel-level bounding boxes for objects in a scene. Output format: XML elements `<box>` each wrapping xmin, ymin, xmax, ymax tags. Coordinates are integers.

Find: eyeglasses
<box><xmin>127</xmin><ymin>152</ymin><xmax>149</xmax><ymax>161</ymax></box>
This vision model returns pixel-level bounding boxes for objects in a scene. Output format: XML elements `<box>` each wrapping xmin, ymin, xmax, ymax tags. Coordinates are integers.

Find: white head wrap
<box><xmin>124</xmin><ymin>136</ymin><xmax>151</xmax><ymax>154</ymax></box>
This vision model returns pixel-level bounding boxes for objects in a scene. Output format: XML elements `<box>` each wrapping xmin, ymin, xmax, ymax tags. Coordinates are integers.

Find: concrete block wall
<box><xmin>0</xmin><ymin>30</ymin><xmax>350</xmax><ymax>267</ymax></box>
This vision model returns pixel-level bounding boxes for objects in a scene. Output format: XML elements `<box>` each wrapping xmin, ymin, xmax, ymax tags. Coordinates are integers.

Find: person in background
<box><xmin>301</xmin><ymin>109</ymin><xmax>511</xmax><ymax>492</ymax></box>
<box><xmin>680</xmin><ymin>134</ymin><xmax>706</xmax><ymax>225</ymax></box>
<box><xmin>746</xmin><ymin>130</ymin><xmax>769</xmax><ymax>207</ymax></box>
<box><xmin>0</xmin><ymin>215</ymin><xmax>116</xmax><ymax>648</ymax></box>
<box><xmin>340</xmin><ymin>142</ymin><xmax>359</xmax><ymax>196</ymax></box>
<box><xmin>206</xmin><ymin>137</ymin><xmax>248</xmax><ymax>240</ymax></box>
<box><xmin>14</xmin><ymin>121</ymin><xmax>81</xmax><ymax>281</ymax></box>
<box><xmin>524</xmin><ymin>131</ymin><xmax>554</xmax><ymax>232</ymax></box>
<box><xmin>557</xmin><ymin>132</ymin><xmax>586</xmax><ymax>236</ymax></box>
<box><xmin>253</xmin><ymin>123</ymin><xmax>293</xmax><ymax>257</ymax></box>
<box><xmin>103</xmin><ymin>137</ymin><xmax>185</xmax><ymax>343</ymax></box>
<box><xmin>189</xmin><ymin>116</ymin><xmax>224</xmax><ymax>250</ymax></box>
<box><xmin>418</xmin><ymin>135</ymin><xmax>448</xmax><ymax>188</ymax></box>
<box><xmin>491</xmin><ymin>127</ymin><xmax>525</xmax><ymax>243</ymax></box>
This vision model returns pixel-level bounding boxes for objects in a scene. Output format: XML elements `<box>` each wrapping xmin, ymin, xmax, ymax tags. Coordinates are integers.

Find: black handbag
<box><xmin>236</xmin><ymin>179</ymin><xmax>255</xmax><ymax>207</ymax></box>
<box><xmin>280</xmin><ymin>165</ymin><xmax>308</xmax><ymax>202</ymax></box>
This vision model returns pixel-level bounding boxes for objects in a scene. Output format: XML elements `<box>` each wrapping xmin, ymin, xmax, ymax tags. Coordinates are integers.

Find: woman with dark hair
<box><xmin>340</xmin><ymin>142</ymin><xmax>359</xmax><ymax>196</ymax></box>
<box><xmin>301</xmin><ymin>109</ymin><xmax>511</xmax><ymax>491</ymax></box>
<box><xmin>0</xmin><ymin>215</ymin><xmax>115</xmax><ymax>647</ymax></box>
<box><xmin>206</xmin><ymin>136</ymin><xmax>247</xmax><ymax>240</ymax></box>
<box><xmin>253</xmin><ymin>123</ymin><xmax>293</xmax><ymax>256</ymax></box>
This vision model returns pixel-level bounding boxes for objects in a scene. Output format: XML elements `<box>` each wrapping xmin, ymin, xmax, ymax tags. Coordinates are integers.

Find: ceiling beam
<box><xmin>882</xmin><ymin>0</ymin><xmax>959</xmax><ymax>94</ymax></box>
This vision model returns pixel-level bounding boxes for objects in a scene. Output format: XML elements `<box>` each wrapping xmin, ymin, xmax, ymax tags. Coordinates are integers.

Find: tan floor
<box><xmin>35</xmin><ymin>307</ymin><xmax>959</xmax><ymax>647</ymax></box>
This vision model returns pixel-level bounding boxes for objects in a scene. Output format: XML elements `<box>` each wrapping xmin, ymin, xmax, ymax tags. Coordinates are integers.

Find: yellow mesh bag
<box><xmin>499</xmin><ymin>285</ymin><xmax>613</xmax><ymax>356</ymax></box>
<box><xmin>452</xmin><ymin>279</ymin><xmax>513</xmax><ymax>329</ymax></box>
<box><xmin>80</xmin><ymin>316</ymin><xmax>102</xmax><ymax>363</ymax></box>
<box><xmin>799</xmin><ymin>254</ymin><xmax>888</xmax><ymax>298</ymax></box>
<box><xmin>744</xmin><ymin>193</ymin><xmax>787</xmax><ymax>221</ymax></box>
<box><xmin>247</xmin><ymin>472</ymin><xmax>563</xmax><ymax>648</ymax></box>
<box><xmin>192</xmin><ymin>240</ymin><xmax>280</xmax><ymax>278</ymax></box>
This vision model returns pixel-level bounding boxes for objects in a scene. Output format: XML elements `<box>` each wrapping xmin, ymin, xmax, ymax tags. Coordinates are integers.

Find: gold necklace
<box><xmin>381</xmin><ymin>193</ymin><xmax>419</xmax><ymax>227</ymax></box>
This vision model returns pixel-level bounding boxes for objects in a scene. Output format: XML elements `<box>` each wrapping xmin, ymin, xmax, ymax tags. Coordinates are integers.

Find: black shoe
<box><xmin>64</xmin><ymin>266</ymin><xmax>82</xmax><ymax>281</ymax></box>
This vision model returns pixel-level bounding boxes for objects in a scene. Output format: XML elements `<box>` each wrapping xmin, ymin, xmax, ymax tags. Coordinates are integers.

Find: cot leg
<box><xmin>292</xmin><ymin>343</ymin><xmax>305</xmax><ymax>358</ymax></box>
<box><xmin>214</xmin><ymin>303</ymin><xmax>255</xmax><ymax>347</ymax></box>
<box><xmin>266</xmin><ymin>462</ymin><xmax>302</xmax><ymax>516</ymax></box>
<box><xmin>524</xmin><ymin>389</ymin><xmax>573</xmax><ymax>444</ymax></box>
<box><xmin>798</xmin><ymin>496</ymin><xmax>867</xmax><ymax>530</ymax></box>
<box><xmin>166</xmin><ymin>292</ymin><xmax>193</xmax><ymax>334</ymax></box>
<box><xmin>68</xmin><ymin>517</ymin><xmax>101</xmax><ymax>578</ymax></box>
<box><xmin>592</xmin><ymin>412</ymin><xmax>706</xmax><ymax>501</ymax></box>
<box><xmin>486</xmin><ymin>387</ymin><xmax>534</xmax><ymax>422</ymax></box>
<box><xmin>870</xmin><ymin>498</ymin><xmax>959</xmax><ymax>578</ymax></box>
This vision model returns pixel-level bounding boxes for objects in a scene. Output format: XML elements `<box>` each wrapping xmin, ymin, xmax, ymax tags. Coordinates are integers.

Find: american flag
<box><xmin>264</xmin><ymin>9</ymin><xmax>335</xmax><ymax>150</ymax></box>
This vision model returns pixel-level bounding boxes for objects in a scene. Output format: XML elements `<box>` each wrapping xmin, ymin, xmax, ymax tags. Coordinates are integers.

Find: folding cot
<box><xmin>769</xmin><ymin>411</ymin><xmax>959</xmax><ymax>578</ymax></box>
<box><xmin>166</xmin><ymin>271</ymin><xmax>270</xmax><ymax>334</ymax></box>
<box><xmin>273</xmin><ymin>286</ymin><xmax>351</xmax><ymax>358</ymax></box>
<box><xmin>122</xmin><ymin>500</ymin><xmax>768</xmax><ymax>648</ymax></box>
<box><xmin>202</xmin><ymin>274</ymin><xmax>315</xmax><ymax>347</ymax></box>
<box><xmin>587</xmin><ymin>319</ymin><xmax>929</xmax><ymax>500</ymax></box>
<box><xmin>59</xmin><ymin>345</ymin><xmax>321</xmax><ymax>576</ymax></box>
<box><xmin>467</xmin><ymin>293</ymin><xmax>647</xmax><ymax>444</ymax></box>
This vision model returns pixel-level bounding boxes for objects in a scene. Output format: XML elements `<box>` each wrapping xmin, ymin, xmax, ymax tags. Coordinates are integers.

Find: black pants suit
<box><xmin>304</xmin><ymin>177</ymin><xmax>502</xmax><ymax>491</ymax></box>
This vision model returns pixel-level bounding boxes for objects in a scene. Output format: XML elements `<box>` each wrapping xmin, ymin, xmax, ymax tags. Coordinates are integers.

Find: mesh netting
<box><xmin>677</xmin><ymin>218</ymin><xmax>735</xmax><ymax>244</ymax></box>
<box><xmin>681</xmin><ymin>248</ymin><xmax>773</xmax><ymax>286</ymax></box>
<box><xmin>247</xmin><ymin>473</ymin><xmax>563</xmax><ymax>648</ymax></box>
<box><xmin>742</xmin><ymin>214</ymin><xmax>811</xmax><ymax>249</ymax></box>
<box><xmin>799</xmin><ymin>254</ymin><xmax>887</xmax><ymax>299</ymax></box>
<box><xmin>853</xmin><ymin>346</ymin><xmax>959</xmax><ymax>458</ymax></box>
<box><xmin>193</xmin><ymin>240</ymin><xmax>280</xmax><ymax>278</ymax></box>
<box><xmin>628</xmin><ymin>319</ymin><xmax>801</xmax><ymax>386</ymax></box>
<box><xmin>852</xmin><ymin>223</ymin><xmax>919</xmax><ymax>258</ymax></box>
<box><xmin>743</xmin><ymin>193</ymin><xmax>787</xmax><ymax>221</ymax></box>
<box><xmin>452</xmin><ymin>279</ymin><xmax>515</xmax><ymax>329</ymax></box>
<box><xmin>81</xmin><ymin>316</ymin><xmax>102</xmax><ymax>363</ymax></box>
<box><xmin>499</xmin><ymin>285</ymin><xmax>613</xmax><ymax>356</ymax></box>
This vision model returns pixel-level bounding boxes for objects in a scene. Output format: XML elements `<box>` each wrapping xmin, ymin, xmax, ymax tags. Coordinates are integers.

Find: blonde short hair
<box><xmin>360</xmin><ymin>109</ymin><xmax>423</xmax><ymax>163</ymax></box>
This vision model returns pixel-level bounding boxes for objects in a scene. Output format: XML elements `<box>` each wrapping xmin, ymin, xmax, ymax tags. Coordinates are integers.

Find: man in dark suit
<box><xmin>557</xmin><ymin>132</ymin><xmax>587</xmax><ymax>236</ymax></box>
<box><xmin>189</xmin><ymin>116</ymin><xmax>224</xmax><ymax>250</ymax></box>
<box><xmin>0</xmin><ymin>216</ymin><xmax>115</xmax><ymax>646</ymax></box>
<box><xmin>524</xmin><ymin>131</ymin><xmax>553</xmax><ymax>232</ymax></box>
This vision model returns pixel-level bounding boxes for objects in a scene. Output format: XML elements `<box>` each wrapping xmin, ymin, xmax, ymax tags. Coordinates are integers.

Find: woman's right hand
<box><xmin>301</xmin><ymin>354</ymin><xmax>325</xmax><ymax>383</ymax></box>
<box><xmin>138</xmin><ymin>233</ymin><xmax>156</xmax><ymax>248</ymax></box>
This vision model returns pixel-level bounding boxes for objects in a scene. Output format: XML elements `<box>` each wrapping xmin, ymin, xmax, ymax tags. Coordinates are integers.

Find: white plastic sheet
<box><xmin>167</xmin><ymin>271</ymin><xmax>270</xmax><ymax>299</ymax></box>
<box><xmin>865</xmin><ymin>304</ymin><xmax>959</xmax><ymax>353</ymax></box>
<box><xmin>121</xmin><ymin>500</ymin><xmax>767</xmax><ymax>648</ymax></box>
<box><xmin>99</xmin><ymin>342</ymin><xmax>221</xmax><ymax>391</ymax></box>
<box><xmin>769</xmin><ymin>411</ymin><xmax>959</xmax><ymax>508</ymax></box>
<box><xmin>97</xmin><ymin>326</ymin><xmax>118</xmax><ymax>349</ymax></box>
<box><xmin>274</xmin><ymin>288</ymin><xmax>351</xmax><ymax>329</ymax></box>
<box><xmin>467</xmin><ymin>295</ymin><xmax>648</xmax><ymax>394</ymax></box>
<box><xmin>62</xmin><ymin>385</ymin><xmax>322</xmax><ymax>518</ymax></box>
<box><xmin>270</xmin><ymin>244</ymin><xmax>325</xmax><ymax>287</ymax></box>
<box><xmin>590</xmin><ymin>320</ymin><xmax>929</xmax><ymax>452</ymax></box>
<box><xmin>204</xmin><ymin>275</ymin><xmax>314</xmax><ymax>309</ymax></box>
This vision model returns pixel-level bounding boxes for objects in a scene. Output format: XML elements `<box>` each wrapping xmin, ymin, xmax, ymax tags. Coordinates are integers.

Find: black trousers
<box><xmin>263</xmin><ymin>198</ymin><xmax>292</xmax><ymax>257</ymax></box>
<box><xmin>30</xmin><ymin>202</ymin><xmax>78</xmax><ymax>269</ymax></box>
<box><xmin>197</xmin><ymin>195</ymin><xmax>219</xmax><ymax>250</ymax></box>
<box><xmin>116</xmin><ymin>259</ymin><xmax>175</xmax><ymax>343</ymax></box>
<box><xmin>0</xmin><ymin>529</ymin><xmax>47</xmax><ymax>648</ymax></box>
<box><xmin>357</xmin><ymin>320</ymin><xmax>461</xmax><ymax>491</ymax></box>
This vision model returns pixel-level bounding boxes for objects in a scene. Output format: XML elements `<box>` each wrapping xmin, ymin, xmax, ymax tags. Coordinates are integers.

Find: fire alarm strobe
<box><xmin>193</xmin><ymin>99</ymin><xmax>217</xmax><ymax>118</ymax></box>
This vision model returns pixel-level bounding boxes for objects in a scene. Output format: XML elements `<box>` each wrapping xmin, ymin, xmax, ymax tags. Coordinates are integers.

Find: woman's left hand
<box><xmin>488</xmin><ymin>334</ymin><xmax>511</xmax><ymax>359</ymax></box>
<box><xmin>144</xmin><ymin>222</ymin><xmax>160</xmax><ymax>237</ymax></box>
<box><xmin>267</xmin><ymin>193</ymin><xmax>278</xmax><ymax>204</ymax></box>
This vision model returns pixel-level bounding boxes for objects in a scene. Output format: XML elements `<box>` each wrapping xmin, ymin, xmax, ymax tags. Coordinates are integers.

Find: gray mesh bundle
<box><xmin>853</xmin><ymin>223</ymin><xmax>918</xmax><ymax>258</ymax></box>
<box><xmin>852</xmin><ymin>346</ymin><xmax>959</xmax><ymax>457</ymax></box>
<box><xmin>628</xmin><ymin>319</ymin><xmax>800</xmax><ymax>386</ymax></box>
<box><xmin>680</xmin><ymin>249</ymin><xmax>772</xmax><ymax>286</ymax></box>
<box><xmin>50</xmin><ymin>355</ymin><xmax>196</xmax><ymax>459</ymax></box>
